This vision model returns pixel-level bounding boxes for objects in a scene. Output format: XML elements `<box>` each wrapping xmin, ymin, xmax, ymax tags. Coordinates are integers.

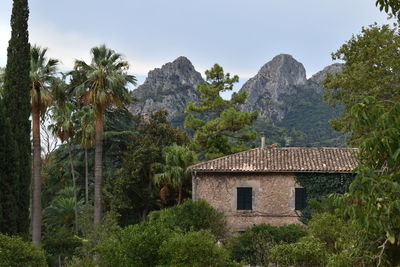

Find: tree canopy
<box><xmin>185</xmin><ymin>64</ymin><xmax>258</xmax><ymax>160</ymax></box>
<box><xmin>375</xmin><ymin>0</ymin><xmax>400</xmax><ymax>19</ymax></box>
<box><xmin>73</xmin><ymin>44</ymin><xmax>136</xmax><ymax>224</ymax></box>
<box><xmin>324</xmin><ymin>24</ymin><xmax>400</xmax><ymax>144</ymax></box>
<box><xmin>324</xmin><ymin>23</ymin><xmax>400</xmax><ymax>265</ymax></box>
<box><xmin>2</xmin><ymin>0</ymin><xmax>31</xmax><ymax>235</ymax></box>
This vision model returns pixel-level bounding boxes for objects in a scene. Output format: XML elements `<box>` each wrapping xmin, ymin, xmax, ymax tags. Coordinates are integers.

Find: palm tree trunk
<box><xmin>67</xmin><ymin>143</ymin><xmax>79</xmax><ymax>234</ymax></box>
<box><xmin>32</xmin><ymin>104</ymin><xmax>42</xmax><ymax>245</ymax></box>
<box><xmin>85</xmin><ymin>147</ymin><xmax>89</xmax><ymax>205</ymax></box>
<box><xmin>93</xmin><ymin>115</ymin><xmax>104</xmax><ymax>224</ymax></box>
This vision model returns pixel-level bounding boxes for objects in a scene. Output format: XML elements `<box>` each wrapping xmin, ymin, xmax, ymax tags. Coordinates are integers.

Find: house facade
<box><xmin>189</xmin><ymin>147</ymin><xmax>358</xmax><ymax>232</ymax></box>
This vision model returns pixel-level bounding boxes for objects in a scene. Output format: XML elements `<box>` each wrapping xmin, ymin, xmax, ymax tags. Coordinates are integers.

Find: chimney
<box><xmin>261</xmin><ymin>136</ymin><xmax>265</xmax><ymax>148</ymax></box>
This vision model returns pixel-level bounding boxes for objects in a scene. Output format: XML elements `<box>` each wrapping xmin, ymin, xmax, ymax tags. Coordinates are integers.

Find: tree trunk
<box><xmin>68</xmin><ymin>143</ymin><xmax>79</xmax><ymax>234</ymax></box>
<box><xmin>93</xmin><ymin>115</ymin><xmax>104</xmax><ymax>224</ymax></box>
<box><xmin>85</xmin><ymin>147</ymin><xmax>89</xmax><ymax>205</ymax></box>
<box><xmin>31</xmin><ymin>103</ymin><xmax>42</xmax><ymax>245</ymax></box>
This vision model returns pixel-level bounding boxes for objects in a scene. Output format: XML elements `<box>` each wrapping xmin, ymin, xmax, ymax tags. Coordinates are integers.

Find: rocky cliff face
<box><xmin>240</xmin><ymin>55</ymin><xmax>344</xmax><ymax>146</ymax></box>
<box><xmin>240</xmin><ymin>54</ymin><xmax>307</xmax><ymax>121</ymax></box>
<box><xmin>240</xmin><ymin>54</ymin><xmax>344</xmax><ymax>121</ymax></box>
<box><xmin>130</xmin><ymin>56</ymin><xmax>204</xmax><ymax>122</ymax></box>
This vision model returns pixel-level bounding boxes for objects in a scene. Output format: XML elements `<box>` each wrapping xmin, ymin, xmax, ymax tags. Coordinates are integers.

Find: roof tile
<box><xmin>189</xmin><ymin>147</ymin><xmax>358</xmax><ymax>173</ymax></box>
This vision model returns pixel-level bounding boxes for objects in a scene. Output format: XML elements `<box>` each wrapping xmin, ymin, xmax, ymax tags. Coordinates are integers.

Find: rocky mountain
<box><xmin>130</xmin><ymin>54</ymin><xmax>345</xmax><ymax>147</ymax></box>
<box><xmin>240</xmin><ymin>54</ymin><xmax>344</xmax><ymax>147</ymax></box>
<box><xmin>130</xmin><ymin>56</ymin><xmax>204</xmax><ymax>125</ymax></box>
<box><xmin>241</xmin><ymin>54</ymin><xmax>307</xmax><ymax>121</ymax></box>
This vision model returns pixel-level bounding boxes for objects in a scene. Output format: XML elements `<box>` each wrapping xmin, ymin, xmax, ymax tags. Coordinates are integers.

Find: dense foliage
<box><xmin>324</xmin><ymin>23</ymin><xmax>400</xmax><ymax>264</ymax></box>
<box><xmin>324</xmin><ymin>24</ymin><xmax>400</xmax><ymax>143</ymax></box>
<box><xmin>295</xmin><ymin>172</ymin><xmax>354</xmax><ymax>222</ymax></box>
<box><xmin>2</xmin><ymin>0</ymin><xmax>31</xmax><ymax>235</ymax></box>
<box><xmin>113</xmin><ymin>110</ymin><xmax>188</xmax><ymax>225</ymax></box>
<box><xmin>70</xmin><ymin>200</ymin><xmax>231</xmax><ymax>266</ymax></box>
<box><xmin>229</xmin><ymin>223</ymin><xmax>307</xmax><ymax>266</ymax></box>
<box><xmin>153</xmin><ymin>144</ymin><xmax>197</xmax><ymax>204</ymax></box>
<box><xmin>0</xmin><ymin>233</ymin><xmax>47</xmax><ymax>267</ymax></box>
<box><xmin>0</xmin><ymin>101</ymin><xmax>18</xmax><ymax>234</ymax></box>
<box><xmin>147</xmin><ymin>199</ymin><xmax>227</xmax><ymax>238</ymax></box>
<box><xmin>277</xmin><ymin>86</ymin><xmax>345</xmax><ymax>147</ymax></box>
<box><xmin>185</xmin><ymin>64</ymin><xmax>258</xmax><ymax>160</ymax></box>
<box><xmin>158</xmin><ymin>230</ymin><xmax>234</xmax><ymax>267</ymax></box>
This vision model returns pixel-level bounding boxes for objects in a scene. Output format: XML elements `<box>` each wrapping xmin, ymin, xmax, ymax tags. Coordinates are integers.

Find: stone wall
<box><xmin>193</xmin><ymin>172</ymin><xmax>302</xmax><ymax>232</ymax></box>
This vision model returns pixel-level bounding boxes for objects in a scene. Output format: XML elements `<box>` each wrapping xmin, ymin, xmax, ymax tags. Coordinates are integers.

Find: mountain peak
<box><xmin>309</xmin><ymin>63</ymin><xmax>343</xmax><ymax>84</ymax></box>
<box><xmin>172</xmin><ymin>56</ymin><xmax>192</xmax><ymax>65</ymax></box>
<box><xmin>258</xmin><ymin>54</ymin><xmax>307</xmax><ymax>87</ymax></box>
<box><xmin>240</xmin><ymin>54</ymin><xmax>307</xmax><ymax>120</ymax></box>
<box><xmin>130</xmin><ymin>57</ymin><xmax>204</xmax><ymax>120</ymax></box>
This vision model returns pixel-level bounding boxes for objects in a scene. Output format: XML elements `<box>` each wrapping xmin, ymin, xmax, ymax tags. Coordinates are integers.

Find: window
<box><xmin>295</xmin><ymin>188</ymin><xmax>307</xmax><ymax>210</ymax></box>
<box><xmin>237</xmin><ymin>187</ymin><xmax>252</xmax><ymax>210</ymax></box>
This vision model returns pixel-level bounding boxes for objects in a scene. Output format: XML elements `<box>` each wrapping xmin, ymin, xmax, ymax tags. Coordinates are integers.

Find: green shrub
<box><xmin>308</xmin><ymin>213</ymin><xmax>346</xmax><ymax>252</ymax></box>
<box><xmin>229</xmin><ymin>223</ymin><xmax>307</xmax><ymax>266</ymax></box>
<box><xmin>157</xmin><ymin>230</ymin><xmax>235</xmax><ymax>267</ymax></box>
<box><xmin>97</xmin><ymin>221</ymin><xmax>174</xmax><ymax>267</ymax></box>
<box><xmin>270</xmin><ymin>235</ymin><xmax>328</xmax><ymax>266</ymax></box>
<box><xmin>42</xmin><ymin>226</ymin><xmax>82</xmax><ymax>266</ymax></box>
<box><xmin>0</xmin><ymin>233</ymin><xmax>47</xmax><ymax>267</ymax></box>
<box><xmin>147</xmin><ymin>199</ymin><xmax>227</xmax><ymax>238</ymax></box>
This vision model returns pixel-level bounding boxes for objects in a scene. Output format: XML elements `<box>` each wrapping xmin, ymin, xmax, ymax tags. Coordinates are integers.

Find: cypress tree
<box><xmin>3</xmin><ymin>0</ymin><xmax>31</xmax><ymax>235</ymax></box>
<box><xmin>0</xmin><ymin>101</ymin><xmax>19</xmax><ymax>234</ymax></box>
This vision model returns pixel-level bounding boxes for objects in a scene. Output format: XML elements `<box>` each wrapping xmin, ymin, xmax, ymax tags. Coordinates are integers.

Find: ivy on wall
<box><xmin>295</xmin><ymin>172</ymin><xmax>355</xmax><ymax>223</ymax></box>
<box><xmin>295</xmin><ymin>172</ymin><xmax>354</xmax><ymax>200</ymax></box>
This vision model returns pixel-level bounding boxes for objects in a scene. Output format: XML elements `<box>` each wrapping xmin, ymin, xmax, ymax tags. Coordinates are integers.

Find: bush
<box><xmin>229</xmin><ymin>223</ymin><xmax>307</xmax><ymax>266</ymax></box>
<box><xmin>308</xmin><ymin>213</ymin><xmax>346</xmax><ymax>252</ymax></box>
<box><xmin>270</xmin><ymin>235</ymin><xmax>328</xmax><ymax>266</ymax></box>
<box><xmin>157</xmin><ymin>230</ymin><xmax>235</xmax><ymax>267</ymax></box>
<box><xmin>97</xmin><ymin>221</ymin><xmax>174</xmax><ymax>267</ymax></box>
<box><xmin>42</xmin><ymin>226</ymin><xmax>82</xmax><ymax>266</ymax></box>
<box><xmin>147</xmin><ymin>199</ymin><xmax>227</xmax><ymax>238</ymax></box>
<box><xmin>0</xmin><ymin>233</ymin><xmax>47</xmax><ymax>267</ymax></box>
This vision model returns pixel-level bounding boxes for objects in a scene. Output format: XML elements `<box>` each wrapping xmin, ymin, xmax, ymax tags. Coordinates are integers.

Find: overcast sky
<box><xmin>0</xmin><ymin>0</ymin><xmax>393</xmax><ymax>86</ymax></box>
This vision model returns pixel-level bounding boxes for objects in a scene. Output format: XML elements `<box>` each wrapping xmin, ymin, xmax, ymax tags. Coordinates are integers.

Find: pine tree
<box><xmin>2</xmin><ymin>0</ymin><xmax>31</xmax><ymax>235</ymax></box>
<box><xmin>185</xmin><ymin>64</ymin><xmax>258</xmax><ymax>160</ymax></box>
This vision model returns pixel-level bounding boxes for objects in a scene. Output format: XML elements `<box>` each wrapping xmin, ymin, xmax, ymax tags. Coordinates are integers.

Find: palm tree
<box><xmin>153</xmin><ymin>144</ymin><xmax>197</xmax><ymax>204</ymax></box>
<box><xmin>73</xmin><ymin>45</ymin><xmax>136</xmax><ymax>224</ymax></box>
<box><xmin>30</xmin><ymin>45</ymin><xmax>59</xmax><ymax>244</ymax></box>
<box><xmin>49</xmin><ymin>100</ymin><xmax>80</xmax><ymax>234</ymax></box>
<box><xmin>44</xmin><ymin>187</ymin><xmax>84</xmax><ymax>230</ymax></box>
<box><xmin>74</xmin><ymin>106</ymin><xmax>95</xmax><ymax>205</ymax></box>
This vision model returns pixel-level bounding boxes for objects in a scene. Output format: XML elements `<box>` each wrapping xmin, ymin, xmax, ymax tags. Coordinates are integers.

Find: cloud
<box><xmin>0</xmin><ymin>19</ymin><xmax>168</xmax><ymax>76</ymax></box>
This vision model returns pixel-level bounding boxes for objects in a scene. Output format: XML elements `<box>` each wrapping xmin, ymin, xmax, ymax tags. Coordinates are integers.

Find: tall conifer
<box><xmin>3</xmin><ymin>0</ymin><xmax>31</xmax><ymax>235</ymax></box>
<box><xmin>0</xmin><ymin>101</ymin><xmax>19</xmax><ymax>234</ymax></box>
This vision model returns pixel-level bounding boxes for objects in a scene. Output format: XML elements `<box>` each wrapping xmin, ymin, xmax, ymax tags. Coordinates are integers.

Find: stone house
<box><xmin>189</xmin><ymin>146</ymin><xmax>358</xmax><ymax>232</ymax></box>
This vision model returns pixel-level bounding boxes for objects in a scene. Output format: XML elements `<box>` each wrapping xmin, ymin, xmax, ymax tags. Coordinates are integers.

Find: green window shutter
<box><xmin>295</xmin><ymin>188</ymin><xmax>307</xmax><ymax>210</ymax></box>
<box><xmin>237</xmin><ymin>187</ymin><xmax>252</xmax><ymax>210</ymax></box>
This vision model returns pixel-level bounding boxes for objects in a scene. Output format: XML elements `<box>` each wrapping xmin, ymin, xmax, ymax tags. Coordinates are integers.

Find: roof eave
<box><xmin>190</xmin><ymin>169</ymin><xmax>355</xmax><ymax>174</ymax></box>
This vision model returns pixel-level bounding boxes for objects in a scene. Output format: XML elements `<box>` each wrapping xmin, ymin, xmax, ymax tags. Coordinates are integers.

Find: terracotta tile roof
<box><xmin>189</xmin><ymin>147</ymin><xmax>358</xmax><ymax>173</ymax></box>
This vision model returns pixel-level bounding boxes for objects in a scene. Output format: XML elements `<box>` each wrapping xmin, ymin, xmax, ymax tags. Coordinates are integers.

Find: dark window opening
<box><xmin>295</xmin><ymin>187</ymin><xmax>307</xmax><ymax>210</ymax></box>
<box><xmin>237</xmin><ymin>187</ymin><xmax>252</xmax><ymax>210</ymax></box>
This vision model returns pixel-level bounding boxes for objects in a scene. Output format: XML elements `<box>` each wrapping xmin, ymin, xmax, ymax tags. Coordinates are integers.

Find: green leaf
<box><xmin>387</xmin><ymin>232</ymin><xmax>396</xmax><ymax>244</ymax></box>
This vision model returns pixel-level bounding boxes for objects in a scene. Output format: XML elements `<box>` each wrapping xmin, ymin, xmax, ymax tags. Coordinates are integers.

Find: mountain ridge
<box><xmin>130</xmin><ymin>55</ymin><xmax>345</xmax><ymax>146</ymax></box>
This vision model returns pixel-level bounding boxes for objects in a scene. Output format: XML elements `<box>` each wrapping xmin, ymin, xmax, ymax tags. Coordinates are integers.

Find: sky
<box><xmin>0</xmin><ymin>0</ymin><xmax>393</xmax><ymax>87</ymax></box>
